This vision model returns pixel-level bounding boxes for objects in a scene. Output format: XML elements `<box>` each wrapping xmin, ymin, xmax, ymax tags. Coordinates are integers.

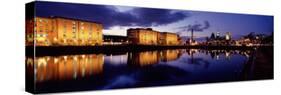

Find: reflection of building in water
<box><xmin>26</xmin><ymin>57</ymin><xmax>34</xmax><ymax>79</ymax></box>
<box><xmin>185</xmin><ymin>49</ymin><xmax>199</xmax><ymax>56</ymax></box>
<box><xmin>201</xmin><ymin>49</ymin><xmax>252</xmax><ymax>60</ymax></box>
<box><xmin>127</xmin><ymin>28</ymin><xmax>181</xmax><ymax>46</ymax></box>
<box><xmin>159</xmin><ymin>49</ymin><xmax>181</xmax><ymax>62</ymax></box>
<box><xmin>128</xmin><ymin>49</ymin><xmax>182</xmax><ymax>66</ymax></box>
<box><xmin>104</xmin><ymin>53</ymin><xmax>128</xmax><ymax>64</ymax></box>
<box><xmin>29</xmin><ymin>54</ymin><xmax>104</xmax><ymax>82</ymax></box>
<box><xmin>128</xmin><ymin>51</ymin><xmax>159</xmax><ymax>66</ymax></box>
<box><xmin>26</xmin><ymin>16</ymin><xmax>103</xmax><ymax>46</ymax></box>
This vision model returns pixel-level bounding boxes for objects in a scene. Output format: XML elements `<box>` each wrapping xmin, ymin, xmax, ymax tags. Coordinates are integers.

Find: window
<box><xmin>90</xmin><ymin>24</ymin><xmax>93</xmax><ymax>31</ymax></box>
<box><xmin>64</xmin><ymin>21</ymin><xmax>67</xmax><ymax>34</ymax></box>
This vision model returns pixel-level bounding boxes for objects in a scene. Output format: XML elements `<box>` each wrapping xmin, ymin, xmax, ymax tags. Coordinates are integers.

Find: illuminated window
<box><xmin>89</xmin><ymin>25</ymin><xmax>92</xmax><ymax>34</ymax></box>
<box><xmin>63</xmin><ymin>21</ymin><xmax>67</xmax><ymax>34</ymax></box>
<box><xmin>45</xmin><ymin>40</ymin><xmax>48</xmax><ymax>45</ymax></box>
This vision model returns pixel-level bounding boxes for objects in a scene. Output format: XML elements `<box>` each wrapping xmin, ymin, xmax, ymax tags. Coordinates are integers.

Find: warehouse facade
<box><xmin>26</xmin><ymin>16</ymin><xmax>103</xmax><ymax>46</ymax></box>
<box><xmin>127</xmin><ymin>28</ymin><xmax>181</xmax><ymax>46</ymax></box>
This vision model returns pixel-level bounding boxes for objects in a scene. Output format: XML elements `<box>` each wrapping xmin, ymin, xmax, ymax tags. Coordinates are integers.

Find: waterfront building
<box><xmin>31</xmin><ymin>17</ymin><xmax>53</xmax><ymax>46</ymax></box>
<box><xmin>206</xmin><ymin>32</ymin><xmax>234</xmax><ymax>46</ymax></box>
<box><xmin>160</xmin><ymin>32</ymin><xmax>181</xmax><ymax>45</ymax></box>
<box><xmin>225</xmin><ymin>32</ymin><xmax>231</xmax><ymax>41</ymax></box>
<box><xmin>127</xmin><ymin>28</ymin><xmax>181</xmax><ymax>46</ymax></box>
<box><xmin>26</xmin><ymin>16</ymin><xmax>103</xmax><ymax>46</ymax></box>
<box><xmin>127</xmin><ymin>28</ymin><xmax>158</xmax><ymax>45</ymax></box>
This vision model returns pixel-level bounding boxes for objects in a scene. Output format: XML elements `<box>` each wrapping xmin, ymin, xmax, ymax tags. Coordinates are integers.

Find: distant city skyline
<box><xmin>35</xmin><ymin>1</ymin><xmax>273</xmax><ymax>40</ymax></box>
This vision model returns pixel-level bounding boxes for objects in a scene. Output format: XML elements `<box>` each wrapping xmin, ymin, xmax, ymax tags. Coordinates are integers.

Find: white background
<box><xmin>0</xmin><ymin>0</ymin><xmax>280</xmax><ymax>95</ymax></box>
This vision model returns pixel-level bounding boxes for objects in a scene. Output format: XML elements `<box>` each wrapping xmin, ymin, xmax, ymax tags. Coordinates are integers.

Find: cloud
<box><xmin>128</xmin><ymin>8</ymin><xmax>189</xmax><ymax>27</ymax></box>
<box><xmin>35</xmin><ymin>1</ymin><xmax>190</xmax><ymax>29</ymax></box>
<box><xmin>177</xmin><ymin>21</ymin><xmax>210</xmax><ymax>32</ymax></box>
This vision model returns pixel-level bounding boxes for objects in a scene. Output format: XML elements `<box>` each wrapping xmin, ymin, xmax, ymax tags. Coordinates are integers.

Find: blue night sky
<box><xmin>34</xmin><ymin>1</ymin><xmax>273</xmax><ymax>40</ymax></box>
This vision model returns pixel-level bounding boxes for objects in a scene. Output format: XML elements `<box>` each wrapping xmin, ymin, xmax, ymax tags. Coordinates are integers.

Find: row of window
<box><xmin>36</xmin><ymin>34</ymin><xmax>48</xmax><ymax>38</ymax></box>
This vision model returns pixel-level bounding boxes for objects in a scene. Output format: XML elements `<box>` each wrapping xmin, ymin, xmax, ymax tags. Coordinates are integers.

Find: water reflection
<box><xmin>26</xmin><ymin>48</ymin><xmax>273</xmax><ymax>92</ymax></box>
<box><xmin>27</xmin><ymin>54</ymin><xmax>104</xmax><ymax>83</ymax></box>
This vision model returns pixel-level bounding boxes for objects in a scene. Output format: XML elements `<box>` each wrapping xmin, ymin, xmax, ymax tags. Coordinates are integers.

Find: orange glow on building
<box><xmin>161</xmin><ymin>32</ymin><xmax>181</xmax><ymax>45</ymax></box>
<box><xmin>127</xmin><ymin>28</ymin><xmax>181</xmax><ymax>46</ymax></box>
<box><xmin>26</xmin><ymin>16</ymin><xmax>103</xmax><ymax>46</ymax></box>
<box><xmin>127</xmin><ymin>28</ymin><xmax>158</xmax><ymax>45</ymax></box>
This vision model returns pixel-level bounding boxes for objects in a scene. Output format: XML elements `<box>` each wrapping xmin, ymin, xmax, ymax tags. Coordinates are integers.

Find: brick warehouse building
<box><xmin>127</xmin><ymin>28</ymin><xmax>181</xmax><ymax>46</ymax></box>
<box><xmin>26</xmin><ymin>16</ymin><xmax>103</xmax><ymax>46</ymax></box>
<box><xmin>127</xmin><ymin>28</ymin><xmax>159</xmax><ymax>45</ymax></box>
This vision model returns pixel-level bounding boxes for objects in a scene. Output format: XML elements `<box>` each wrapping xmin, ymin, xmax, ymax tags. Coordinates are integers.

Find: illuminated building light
<box><xmin>74</xmin><ymin>56</ymin><xmax>78</xmax><ymax>61</ymax></box>
<box><xmin>127</xmin><ymin>28</ymin><xmax>181</xmax><ymax>46</ymax></box>
<box><xmin>63</xmin><ymin>56</ymin><xmax>67</xmax><ymax>60</ymax></box>
<box><xmin>46</xmin><ymin>56</ymin><xmax>50</xmax><ymax>61</ymax></box>
<box><xmin>216</xmin><ymin>55</ymin><xmax>219</xmax><ymax>60</ymax></box>
<box><xmin>26</xmin><ymin>58</ymin><xmax>33</xmax><ymax>65</ymax></box>
<box><xmin>54</xmin><ymin>58</ymin><xmax>59</xmax><ymax>63</ymax></box>
<box><xmin>37</xmin><ymin>58</ymin><xmax>47</xmax><ymax>67</ymax></box>
<box><xmin>26</xmin><ymin>16</ymin><xmax>103</xmax><ymax>46</ymax></box>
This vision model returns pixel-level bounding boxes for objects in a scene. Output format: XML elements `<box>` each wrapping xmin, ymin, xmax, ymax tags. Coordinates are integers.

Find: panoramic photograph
<box><xmin>25</xmin><ymin>1</ymin><xmax>273</xmax><ymax>93</ymax></box>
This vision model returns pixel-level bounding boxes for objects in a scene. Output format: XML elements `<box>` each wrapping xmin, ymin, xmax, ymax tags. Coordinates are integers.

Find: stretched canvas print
<box><xmin>25</xmin><ymin>1</ymin><xmax>274</xmax><ymax>94</ymax></box>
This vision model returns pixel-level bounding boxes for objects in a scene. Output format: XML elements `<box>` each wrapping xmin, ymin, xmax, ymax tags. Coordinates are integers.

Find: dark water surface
<box><xmin>26</xmin><ymin>47</ymin><xmax>273</xmax><ymax>93</ymax></box>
